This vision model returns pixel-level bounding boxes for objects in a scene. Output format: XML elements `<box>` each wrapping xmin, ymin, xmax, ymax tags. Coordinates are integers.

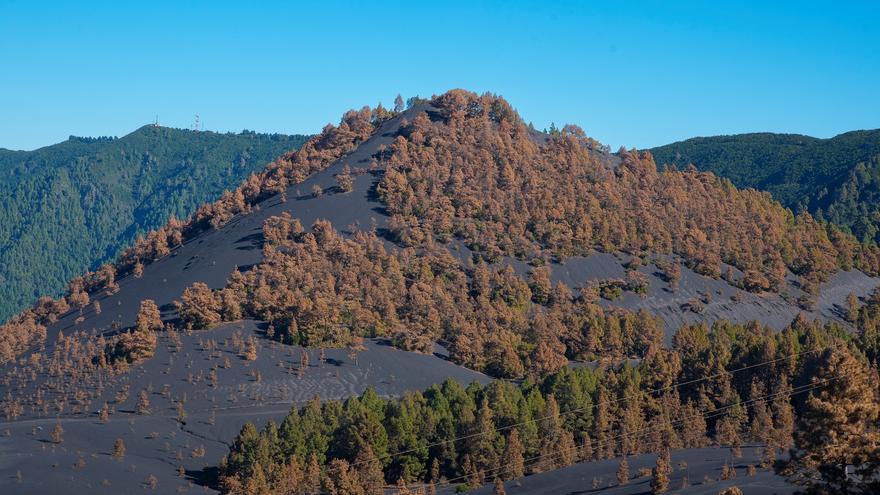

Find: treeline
<box><xmin>67</xmin><ymin>135</ymin><xmax>117</xmax><ymax>143</ymax></box>
<box><xmin>375</xmin><ymin>90</ymin><xmax>880</xmax><ymax>299</ymax></box>
<box><xmin>217</xmin><ymin>315</ymin><xmax>880</xmax><ymax>493</ymax></box>
<box><xmin>177</xmin><ymin>216</ymin><xmax>666</xmax><ymax>378</ymax></box>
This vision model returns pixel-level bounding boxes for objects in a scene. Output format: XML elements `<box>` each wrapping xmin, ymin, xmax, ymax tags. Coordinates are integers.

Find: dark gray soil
<box><xmin>0</xmin><ymin>104</ymin><xmax>868</xmax><ymax>493</ymax></box>
<box><xmin>448</xmin><ymin>446</ymin><xmax>796</xmax><ymax>495</ymax></box>
<box><xmin>0</xmin><ymin>320</ymin><xmax>488</xmax><ymax>494</ymax></box>
<box><xmin>553</xmin><ymin>254</ymin><xmax>877</xmax><ymax>336</ymax></box>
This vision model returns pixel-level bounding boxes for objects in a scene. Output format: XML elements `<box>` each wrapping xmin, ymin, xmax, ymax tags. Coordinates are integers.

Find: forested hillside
<box><xmin>1</xmin><ymin>92</ymin><xmax>877</xmax><ymax>495</ymax></box>
<box><xmin>206</xmin><ymin>92</ymin><xmax>880</xmax><ymax>494</ymax></box>
<box><xmin>651</xmin><ymin>130</ymin><xmax>880</xmax><ymax>244</ymax></box>
<box><xmin>0</xmin><ymin>126</ymin><xmax>308</xmax><ymax>322</ymax></box>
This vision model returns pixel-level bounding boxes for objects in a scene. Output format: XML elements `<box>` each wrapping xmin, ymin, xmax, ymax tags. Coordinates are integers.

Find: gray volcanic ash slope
<box><xmin>0</xmin><ymin>96</ymin><xmax>873</xmax><ymax>494</ymax></box>
<box><xmin>17</xmin><ymin>102</ymin><xmax>879</xmax><ymax>369</ymax></box>
<box><xmin>0</xmin><ymin>320</ymin><xmax>487</xmax><ymax>494</ymax></box>
<box><xmin>453</xmin><ymin>446</ymin><xmax>793</xmax><ymax>495</ymax></box>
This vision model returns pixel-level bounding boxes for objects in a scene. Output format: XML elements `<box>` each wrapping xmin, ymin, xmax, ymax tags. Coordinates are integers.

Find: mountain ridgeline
<box><xmin>0</xmin><ymin>91</ymin><xmax>878</xmax><ymax>495</ymax></box>
<box><xmin>0</xmin><ymin>126</ymin><xmax>309</xmax><ymax>322</ymax></box>
<box><xmin>650</xmin><ymin>130</ymin><xmax>880</xmax><ymax>244</ymax></box>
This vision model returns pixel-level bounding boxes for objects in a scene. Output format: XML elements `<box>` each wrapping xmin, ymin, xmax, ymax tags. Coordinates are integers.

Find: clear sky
<box><xmin>1</xmin><ymin>0</ymin><xmax>878</xmax><ymax>151</ymax></box>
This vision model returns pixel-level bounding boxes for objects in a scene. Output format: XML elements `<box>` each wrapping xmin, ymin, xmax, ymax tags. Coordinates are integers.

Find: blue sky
<box><xmin>1</xmin><ymin>0</ymin><xmax>878</xmax><ymax>151</ymax></box>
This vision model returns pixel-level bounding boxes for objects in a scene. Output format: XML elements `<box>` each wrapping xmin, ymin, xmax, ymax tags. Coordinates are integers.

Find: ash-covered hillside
<box><xmin>1</xmin><ymin>91</ymin><xmax>877</xmax><ymax>495</ymax></box>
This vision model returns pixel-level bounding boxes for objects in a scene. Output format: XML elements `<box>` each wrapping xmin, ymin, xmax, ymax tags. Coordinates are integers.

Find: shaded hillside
<box><xmin>650</xmin><ymin>130</ymin><xmax>880</xmax><ymax>243</ymax></box>
<box><xmin>0</xmin><ymin>127</ymin><xmax>309</xmax><ymax>321</ymax></box>
<box><xmin>454</xmin><ymin>446</ymin><xmax>795</xmax><ymax>495</ymax></box>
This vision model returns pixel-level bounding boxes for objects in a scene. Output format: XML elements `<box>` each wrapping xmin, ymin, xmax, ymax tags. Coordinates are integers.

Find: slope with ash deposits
<box><xmin>9</xmin><ymin>95</ymin><xmax>877</xmax><ymax>371</ymax></box>
<box><xmin>0</xmin><ymin>91</ymin><xmax>877</xmax><ymax>493</ymax></box>
<box><xmin>454</xmin><ymin>446</ymin><xmax>795</xmax><ymax>495</ymax></box>
<box><xmin>0</xmin><ymin>320</ymin><xmax>488</xmax><ymax>495</ymax></box>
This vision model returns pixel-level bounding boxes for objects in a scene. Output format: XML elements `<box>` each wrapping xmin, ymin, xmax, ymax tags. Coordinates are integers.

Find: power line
<box><xmin>350</xmin><ymin>341</ymin><xmax>841</xmax><ymax>470</ymax></box>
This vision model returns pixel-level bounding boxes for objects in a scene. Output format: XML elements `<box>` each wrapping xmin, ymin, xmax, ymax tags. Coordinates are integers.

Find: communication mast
<box><xmin>191</xmin><ymin>114</ymin><xmax>201</xmax><ymax>131</ymax></box>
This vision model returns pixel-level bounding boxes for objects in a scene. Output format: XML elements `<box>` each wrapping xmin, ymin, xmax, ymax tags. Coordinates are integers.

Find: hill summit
<box><xmin>0</xmin><ymin>90</ymin><xmax>878</xmax><ymax>494</ymax></box>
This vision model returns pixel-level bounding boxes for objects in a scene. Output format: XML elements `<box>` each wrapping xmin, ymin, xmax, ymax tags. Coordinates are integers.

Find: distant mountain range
<box><xmin>651</xmin><ymin>129</ymin><xmax>880</xmax><ymax>243</ymax></box>
<box><xmin>0</xmin><ymin>126</ymin><xmax>308</xmax><ymax>321</ymax></box>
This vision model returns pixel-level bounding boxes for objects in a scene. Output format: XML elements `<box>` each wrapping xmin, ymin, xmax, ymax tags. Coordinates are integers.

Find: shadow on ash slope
<box><xmin>452</xmin><ymin>446</ymin><xmax>795</xmax><ymax>495</ymax></box>
<box><xmin>0</xmin><ymin>320</ymin><xmax>489</xmax><ymax>494</ymax></box>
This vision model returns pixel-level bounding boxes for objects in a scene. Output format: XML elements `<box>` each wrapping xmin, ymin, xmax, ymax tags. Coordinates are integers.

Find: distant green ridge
<box><xmin>651</xmin><ymin>129</ymin><xmax>880</xmax><ymax>243</ymax></box>
<box><xmin>0</xmin><ymin>125</ymin><xmax>309</xmax><ymax>321</ymax></box>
